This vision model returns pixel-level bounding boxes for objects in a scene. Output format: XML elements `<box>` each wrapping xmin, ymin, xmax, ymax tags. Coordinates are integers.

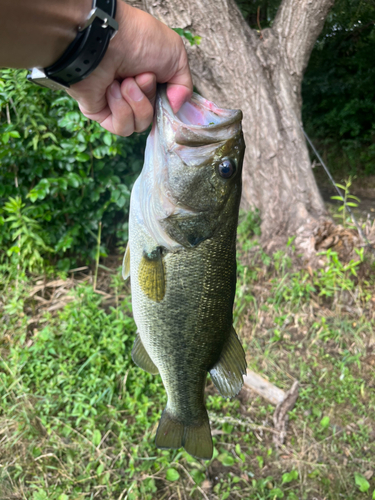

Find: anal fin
<box><xmin>122</xmin><ymin>243</ymin><xmax>130</xmax><ymax>280</ymax></box>
<box><xmin>132</xmin><ymin>334</ymin><xmax>159</xmax><ymax>375</ymax></box>
<box><xmin>210</xmin><ymin>327</ymin><xmax>247</xmax><ymax>398</ymax></box>
<box><xmin>138</xmin><ymin>247</ymin><xmax>165</xmax><ymax>302</ymax></box>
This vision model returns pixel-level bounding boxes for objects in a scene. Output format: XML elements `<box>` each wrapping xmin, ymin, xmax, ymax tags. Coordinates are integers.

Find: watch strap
<box><xmin>28</xmin><ymin>0</ymin><xmax>117</xmax><ymax>90</ymax></box>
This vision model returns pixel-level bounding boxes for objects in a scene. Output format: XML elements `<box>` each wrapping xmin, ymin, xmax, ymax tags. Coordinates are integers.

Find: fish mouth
<box><xmin>157</xmin><ymin>85</ymin><xmax>243</xmax><ymax>146</ymax></box>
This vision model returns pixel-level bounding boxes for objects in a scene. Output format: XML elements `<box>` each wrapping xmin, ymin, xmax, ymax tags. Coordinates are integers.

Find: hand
<box><xmin>67</xmin><ymin>2</ymin><xmax>193</xmax><ymax>137</ymax></box>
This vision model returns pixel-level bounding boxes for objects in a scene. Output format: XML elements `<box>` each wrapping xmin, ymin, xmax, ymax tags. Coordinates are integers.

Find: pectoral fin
<box><xmin>122</xmin><ymin>243</ymin><xmax>130</xmax><ymax>280</ymax></box>
<box><xmin>132</xmin><ymin>333</ymin><xmax>159</xmax><ymax>374</ymax></box>
<box><xmin>210</xmin><ymin>327</ymin><xmax>247</xmax><ymax>398</ymax></box>
<box><xmin>138</xmin><ymin>247</ymin><xmax>165</xmax><ymax>302</ymax></box>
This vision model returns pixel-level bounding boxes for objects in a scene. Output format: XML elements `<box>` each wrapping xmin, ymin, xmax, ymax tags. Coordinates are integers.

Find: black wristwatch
<box><xmin>27</xmin><ymin>0</ymin><xmax>118</xmax><ymax>91</ymax></box>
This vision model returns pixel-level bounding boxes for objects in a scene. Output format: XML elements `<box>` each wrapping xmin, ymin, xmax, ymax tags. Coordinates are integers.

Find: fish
<box><xmin>123</xmin><ymin>85</ymin><xmax>246</xmax><ymax>460</ymax></box>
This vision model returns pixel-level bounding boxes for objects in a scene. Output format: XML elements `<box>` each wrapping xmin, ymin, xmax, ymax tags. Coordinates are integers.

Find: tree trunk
<box><xmin>129</xmin><ymin>0</ymin><xmax>335</xmax><ymax>254</ymax></box>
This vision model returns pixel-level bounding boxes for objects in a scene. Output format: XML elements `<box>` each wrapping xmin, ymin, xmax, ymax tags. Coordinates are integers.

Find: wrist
<box><xmin>28</xmin><ymin>0</ymin><xmax>119</xmax><ymax>90</ymax></box>
<box><xmin>43</xmin><ymin>0</ymin><xmax>93</xmax><ymax>68</ymax></box>
<box><xmin>0</xmin><ymin>0</ymin><xmax>92</xmax><ymax>69</ymax></box>
<box><xmin>106</xmin><ymin>1</ymin><xmax>136</xmax><ymax>68</ymax></box>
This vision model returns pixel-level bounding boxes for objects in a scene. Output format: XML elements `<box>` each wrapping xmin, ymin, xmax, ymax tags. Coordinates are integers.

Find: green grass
<box><xmin>1</xmin><ymin>216</ymin><xmax>375</xmax><ymax>499</ymax></box>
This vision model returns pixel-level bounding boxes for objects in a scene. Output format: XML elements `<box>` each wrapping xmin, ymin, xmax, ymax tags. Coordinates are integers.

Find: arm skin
<box><xmin>0</xmin><ymin>0</ymin><xmax>193</xmax><ymax>136</ymax></box>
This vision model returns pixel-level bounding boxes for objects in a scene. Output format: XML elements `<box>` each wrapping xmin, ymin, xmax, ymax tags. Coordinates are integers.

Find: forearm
<box><xmin>0</xmin><ymin>0</ymin><xmax>92</xmax><ymax>68</ymax></box>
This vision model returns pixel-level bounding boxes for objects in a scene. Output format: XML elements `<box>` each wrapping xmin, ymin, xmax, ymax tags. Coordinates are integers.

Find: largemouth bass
<box><xmin>123</xmin><ymin>86</ymin><xmax>246</xmax><ymax>460</ymax></box>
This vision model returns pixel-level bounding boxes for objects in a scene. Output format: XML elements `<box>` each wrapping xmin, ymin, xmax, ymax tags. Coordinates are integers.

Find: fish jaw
<box><xmin>133</xmin><ymin>86</ymin><xmax>245</xmax><ymax>252</ymax></box>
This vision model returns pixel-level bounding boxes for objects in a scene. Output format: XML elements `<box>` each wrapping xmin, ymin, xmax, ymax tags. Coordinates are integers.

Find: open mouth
<box><xmin>175</xmin><ymin>94</ymin><xmax>241</xmax><ymax>130</ymax></box>
<box><xmin>176</xmin><ymin>99</ymin><xmax>222</xmax><ymax>127</ymax></box>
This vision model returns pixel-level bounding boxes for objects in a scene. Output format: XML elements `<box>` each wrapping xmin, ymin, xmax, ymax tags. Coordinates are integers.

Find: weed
<box><xmin>330</xmin><ymin>176</ymin><xmax>360</xmax><ymax>228</ymax></box>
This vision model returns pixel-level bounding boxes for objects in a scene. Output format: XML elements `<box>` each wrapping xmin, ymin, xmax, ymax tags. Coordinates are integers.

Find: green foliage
<box><xmin>281</xmin><ymin>470</ymin><xmax>298</xmax><ymax>484</ymax></box>
<box><xmin>330</xmin><ymin>176</ymin><xmax>360</xmax><ymax>228</ymax></box>
<box><xmin>2</xmin><ymin>195</ymin><xmax>53</xmax><ymax>272</ymax></box>
<box><xmin>1</xmin><ymin>230</ymin><xmax>375</xmax><ymax>498</ymax></box>
<box><xmin>172</xmin><ymin>28</ymin><xmax>201</xmax><ymax>46</ymax></box>
<box><xmin>354</xmin><ymin>472</ymin><xmax>370</xmax><ymax>493</ymax></box>
<box><xmin>166</xmin><ymin>468</ymin><xmax>180</xmax><ymax>481</ymax></box>
<box><xmin>0</xmin><ymin>69</ymin><xmax>145</xmax><ymax>267</ymax></box>
<box><xmin>302</xmin><ymin>0</ymin><xmax>375</xmax><ymax>176</ymax></box>
<box><xmin>320</xmin><ymin>416</ymin><xmax>330</xmax><ymax>429</ymax></box>
<box><xmin>237</xmin><ymin>208</ymin><xmax>262</xmax><ymax>251</ymax></box>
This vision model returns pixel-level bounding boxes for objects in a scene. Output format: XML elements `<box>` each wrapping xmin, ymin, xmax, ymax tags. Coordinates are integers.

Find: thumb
<box><xmin>166</xmin><ymin>52</ymin><xmax>193</xmax><ymax>113</ymax></box>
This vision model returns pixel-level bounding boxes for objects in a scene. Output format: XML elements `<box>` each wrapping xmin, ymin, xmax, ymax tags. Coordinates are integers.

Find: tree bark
<box><xmin>128</xmin><ymin>0</ymin><xmax>335</xmax><ymax>253</ymax></box>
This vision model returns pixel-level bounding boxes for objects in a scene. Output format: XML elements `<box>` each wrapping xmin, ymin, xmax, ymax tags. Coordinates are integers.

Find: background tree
<box><xmin>130</xmin><ymin>0</ymin><xmax>335</xmax><ymax>254</ymax></box>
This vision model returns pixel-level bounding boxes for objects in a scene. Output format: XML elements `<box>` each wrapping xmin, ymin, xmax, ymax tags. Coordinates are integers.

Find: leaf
<box><xmin>172</xmin><ymin>27</ymin><xmax>201</xmax><ymax>45</ymax></box>
<box><xmin>222</xmin><ymin>455</ymin><xmax>234</xmax><ymax>466</ymax></box>
<box><xmin>190</xmin><ymin>469</ymin><xmax>205</xmax><ymax>485</ymax></box>
<box><xmin>67</xmin><ymin>173</ymin><xmax>82</xmax><ymax>188</ymax></box>
<box><xmin>218</xmin><ymin>453</ymin><xmax>235</xmax><ymax>466</ymax></box>
<box><xmin>76</xmin><ymin>152</ymin><xmax>91</xmax><ymax>162</ymax></box>
<box><xmin>354</xmin><ymin>473</ymin><xmax>370</xmax><ymax>493</ymax></box>
<box><xmin>282</xmin><ymin>470</ymin><xmax>298</xmax><ymax>484</ymax></box>
<box><xmin>2</xmin><ymin>132</ymin><xmax>10</xmax><ymax>144</ymax></box>
<box><xmin>270</xmin><ymin>488</ymin><xmax>284</xmax><ymax>498</ymax></box>
<box><xmin>166</xmin><ymin>468</ymin><xmax>180</xmax><ymax>481</ymax></box>
<box><xmin>103</xmin><ymin>132</ymin><xmax>113</xmax><ymax>146</ymax></box>
<box><xmin>320</xmin><ymin>416</ymin><xmax>330</xmax><ymax>428</ymax></box>
<box><xmin>347</xmin><ymin>194</ymin><xmax>361</xmax><ymax>201</ymax></box>
<box><xmin>92</xmin><ymin>429</ymin><xmax>102</xmax><ymax>446</ymax></box>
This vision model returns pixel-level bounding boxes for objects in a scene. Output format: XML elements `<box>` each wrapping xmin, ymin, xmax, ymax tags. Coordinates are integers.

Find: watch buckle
<box><xmin>79</xmin><ymin>7</ymin><xmax>119</xmax><ymax>36</ymax></box>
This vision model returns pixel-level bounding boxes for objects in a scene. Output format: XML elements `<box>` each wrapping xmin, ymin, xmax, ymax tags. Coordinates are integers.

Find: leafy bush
<box><xmin>0</xmin><ymin>69</ymin><xmax>146</xmax><ymax>269</ymax></box>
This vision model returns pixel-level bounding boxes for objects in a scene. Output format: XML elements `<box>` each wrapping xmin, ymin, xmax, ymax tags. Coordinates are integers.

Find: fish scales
<box><xmin>124</xmin><ymin>86</ymin><xmax>246</xmax><ymax>460</ymax></box>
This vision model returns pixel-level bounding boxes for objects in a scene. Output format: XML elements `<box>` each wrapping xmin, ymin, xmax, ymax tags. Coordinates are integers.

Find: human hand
<box><xmin>67</xmin><ymin>2</ymin><xmax>193</xmax><ymax>137</ymax></box>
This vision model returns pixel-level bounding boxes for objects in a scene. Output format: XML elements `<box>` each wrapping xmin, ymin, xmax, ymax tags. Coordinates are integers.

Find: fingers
<box><xmin>83</xmin><ymin>74</ymin><xmax>156</xmax><ymax>137</ymax></box>
<box><xmin>135</xmin><ymin>73</ymin><xmax>157</xmax><ymax>108</ymax></box>
<box><xmin>100</xmin><ymin>80</ymin><xmax>134</xmax><ymax>136</ymax></box>
<box><xmin>121</xmin><ymin>74</ymin><xmax>156</xmax><ymax>132</ymax></box>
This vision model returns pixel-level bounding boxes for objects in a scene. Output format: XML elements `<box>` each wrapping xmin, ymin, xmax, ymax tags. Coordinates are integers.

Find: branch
<box><xmin>272</xmin><ymin>0</ymin><xmax>335</xmax><ymax>80</ymax></box>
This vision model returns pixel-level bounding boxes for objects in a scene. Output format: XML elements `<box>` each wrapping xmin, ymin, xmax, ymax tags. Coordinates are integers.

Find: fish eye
<box><xmin>218</xmin><ymin>159</ymin><xmax>235</xmax><ymax>179</ymax></box>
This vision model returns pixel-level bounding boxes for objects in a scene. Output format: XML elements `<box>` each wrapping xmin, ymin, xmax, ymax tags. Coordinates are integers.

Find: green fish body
<box><xmin>123</xmin><ymin>87</ymin><xmax>246</xmax><ymax>460</ymax></box>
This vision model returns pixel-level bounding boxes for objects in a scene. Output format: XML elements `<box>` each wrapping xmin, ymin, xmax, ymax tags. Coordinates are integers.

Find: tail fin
<box><xmin>155</xmin><ymin>408</ymin><xmax>213</xmax><ymax>460</ymax></box>
<box><xmin>155</xmin><ymin>409</ymin><xmax>184</xmax><ymax>451</ymax></box>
